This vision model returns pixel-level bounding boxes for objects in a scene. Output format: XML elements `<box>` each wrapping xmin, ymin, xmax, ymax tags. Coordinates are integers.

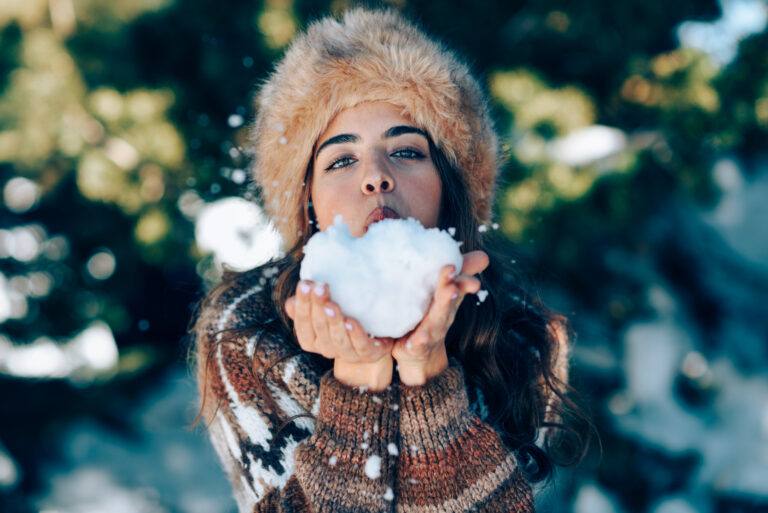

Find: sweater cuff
<box><xmin>399</xmin><ymin>358</ymin><xmax>475</xmax><ymax>452</ymax></box>
<box><xmin>313</xmin><ymin>370</ymin><xmax>399</xmax><ymax>456</ymax></box>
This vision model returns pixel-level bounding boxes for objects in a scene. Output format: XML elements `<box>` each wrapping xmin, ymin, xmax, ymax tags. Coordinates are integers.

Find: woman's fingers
<box><xmin>391</xmin><ymin>254</ymin><xmax>489</xmax><ymax>368</ymax></box>
<box><xmin>460</xmin><ymin>250</ymin><xmax>489</xmax><ymax>276</ymax></box>
<box><xmin>450</xmin><ymin>251</ymin><xmax>488</xmax><ymax>301</ymax></box>
<box><xmin>455</xmin><ymin>274</ymin><xmax>482</xmax><ymax>295</ymax></box>
<box><xmin>292</xmin><ymin>280</ymin><xmax>384</xmax><ymax>363</ymax></box>
<box><xmin>309</xmin><ymin>283</ymin><xmax>335</xmax><ymax>358</ymax></box>
<box><xmin>421</xmin><ymin>261</ymin><xmax>481</xmax><ymax>343</ymax></box>
<box><xmin>292</xmin><ymin>281</ymin><xmax>317</xmax><ymax>351</ymax></box>
<box><xmin>342</xmin><ymin>318</ymin><xmax>366</xmax><ymax>354</ymax></box>
<box><xmin>324</xmin><ymin>301</ymin><xmax>354</xmax><ymax>356</ymax></box>
<box><xmin>342</xmin><ymin>318</ymin><xmax>377</xmax><ymax>360</ymax></box>
<box><xmin>430</xmin><ymin>266</ymin><xmax>459</xmax><ymax>330</ymax></box>
<box><xmin>310</xmin><ymin>284</ymin><xmax>376</xmax><ymax>362</ymax></box>
<box><xmin>289</xmin><ymin>280</ymin><xmax>394</xmax><ymax>366</ymax></box>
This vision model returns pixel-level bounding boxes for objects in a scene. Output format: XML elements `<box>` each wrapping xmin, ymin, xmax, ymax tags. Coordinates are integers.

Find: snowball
<box><xmin>364</xmin><ymin>455</ymin><xmax>382</xmax><ymax>479</ymax></box>
<box><xmin>476</xmin><ymin>290</ymin><xmax>489</xmax><ymax>303</ymax></box>
<box><xmin>383</xmin><ymin>487</ymin><xmax>394</xmax><ymax>501</ymax></box>
<box><xmin>300</xmin><ymin>217</ymin><xmax>463</xmax><ymax>337</ymax></box>
<box><xmin>387</xmin><ymin>443</ymin><xmax>399</xmax><ymax>456</ymax></box>
<box><xmin>328</xmin><ymin>455</ymin><xmax>338</xmax><ymax>466</ymax></box>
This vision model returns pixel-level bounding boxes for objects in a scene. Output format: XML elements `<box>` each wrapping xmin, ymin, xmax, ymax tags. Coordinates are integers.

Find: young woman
<box><xmin>192</xmin><ymin>8</ymin><xmax>586</xmax><ymax>512</ymax></box>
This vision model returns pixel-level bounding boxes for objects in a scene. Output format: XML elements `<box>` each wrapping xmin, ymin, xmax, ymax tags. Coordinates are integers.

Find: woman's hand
<box><xmin>392</xmin><ymin>250</ymin><xmax>490</xmax><ymax>386</ymax></box>
<box><xmin>285</xmin><ymin>280</ymin><xmax>394</xmax><ymax>390</ymax></box>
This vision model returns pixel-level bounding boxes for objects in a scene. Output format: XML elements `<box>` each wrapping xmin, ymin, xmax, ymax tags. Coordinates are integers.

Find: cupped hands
<box><xmin>285</xmin><ymin>250</ymin><xmax>489</xmax><ymax>389</ymax></box>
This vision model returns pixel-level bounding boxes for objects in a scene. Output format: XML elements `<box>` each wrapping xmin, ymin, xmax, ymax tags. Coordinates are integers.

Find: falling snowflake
<box><xmin>364</xmin><ymin>455</ymin><xmax>382</xmax><ymax>479</ymax></box>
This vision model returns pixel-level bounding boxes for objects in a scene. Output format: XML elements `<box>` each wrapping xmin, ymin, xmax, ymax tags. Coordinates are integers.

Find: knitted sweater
<box><xmin>194</xmin><ymin>266</ymin><xmax>536</xmax><ymax>512</ymax></box>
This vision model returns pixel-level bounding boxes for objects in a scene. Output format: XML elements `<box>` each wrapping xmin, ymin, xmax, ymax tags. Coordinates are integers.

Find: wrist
<box><xmin>333</xmin><ymin>356</ymin><xmax>393</xmax><ymax>391</ymax></box>
<box><xmin>396</xmin><ymin>346</ymin><xmax>449</xmax><ymax>386</ymax></box>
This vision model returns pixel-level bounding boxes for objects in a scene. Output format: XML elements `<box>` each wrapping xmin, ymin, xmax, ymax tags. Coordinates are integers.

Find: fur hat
<box><xmin>249</xmin><ymin>8</ymin><xmax>499</xmax><ymax>248</ymax></box>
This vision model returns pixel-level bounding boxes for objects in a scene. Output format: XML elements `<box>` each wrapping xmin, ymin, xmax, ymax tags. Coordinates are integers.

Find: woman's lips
<box><xmin>364</xmin><ymin>206</ymin><xmax>400</xmax><ymax>232</ymax></box>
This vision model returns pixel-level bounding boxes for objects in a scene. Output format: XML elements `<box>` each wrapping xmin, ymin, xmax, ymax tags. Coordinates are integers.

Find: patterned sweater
<box><xmin>194</xmin><ymin>265</ymin><xmax>537</xmax><ymax>512</ymax></box>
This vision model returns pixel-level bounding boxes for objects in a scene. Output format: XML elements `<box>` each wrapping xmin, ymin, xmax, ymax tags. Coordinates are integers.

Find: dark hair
<box><xmin>192</xmin><ymin>134</ymin><xmax>590</xmax><ymax>482</ymax></box>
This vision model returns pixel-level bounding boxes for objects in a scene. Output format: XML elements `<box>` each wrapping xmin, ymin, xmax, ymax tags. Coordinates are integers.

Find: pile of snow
<box><xmin>300</xmin><ymin>216</ymin><xmax>463</xmax><ymax>338</ymax></box>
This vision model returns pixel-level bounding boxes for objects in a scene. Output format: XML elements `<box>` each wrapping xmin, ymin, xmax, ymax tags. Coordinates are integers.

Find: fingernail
<box><xmin>314</xmin><ymin>284</ymin><xmax>325</xmax><ymax>296</ymax></box>
<box><xmin>451</xmin><ymin>292</ymin><xmax>459</xmax><ymax>300</ymax></box>
<box><xmin>324</xmin><ymin>306</ymin><xmax>335</xmax><ymax>317</ymax></box>
<box><xmin>345</xmin><ymin>322</ymin><xmax>354</xmax><ymax>331</ymax></box>
<box><xmin>299</xmin><ymin>282</ymin><xmax>311</xmax><ymax>295</ymax></box>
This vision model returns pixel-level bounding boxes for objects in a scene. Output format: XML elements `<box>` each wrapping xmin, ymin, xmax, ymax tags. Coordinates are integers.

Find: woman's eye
<box><xmin>392</xmin><ymin>148</ymin><xmax>425</xmax><ymax>159</ymax></box>
<box><xmin>325</xmin><ymin>156</ymin><xmax>355</xmax><ymax>171</ymax></box>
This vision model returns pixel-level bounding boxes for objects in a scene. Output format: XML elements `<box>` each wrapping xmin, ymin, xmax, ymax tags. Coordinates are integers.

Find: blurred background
<box><xmin>1</xmin><ymin>0</ymin><xmax>767</xmax><ymax>511</ymax></box>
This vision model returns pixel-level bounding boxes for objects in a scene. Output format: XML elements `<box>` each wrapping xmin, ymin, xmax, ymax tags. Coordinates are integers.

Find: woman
<box><xmin>192</xmin><ymin>8</ymin><xmax>586</xmax><ymax>512</ymax></box>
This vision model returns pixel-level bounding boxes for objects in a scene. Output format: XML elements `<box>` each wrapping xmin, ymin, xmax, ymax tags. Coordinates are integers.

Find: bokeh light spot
<box><xmin>195</xmin><ymin>197</ymin><xmax>282</xmax><ymax>271</ymax></box>
<box><xmin>134</xmin><ymin>209</ymin><xmax>170</xmax><ymax>246</ymax></box>
<box><xmin>257</xmin><ymin>7</ymin><xmax>297</xmax><ymax>49</ymax></box>
<box><xmin>86</xmin><ymin>249</ymin><xmax>116</xmax><ymax>280</ymax></box>
<box><xmin>3</xmin><ymin>177</ymin><xmax>41</xmax><ymax>213</ymax></box>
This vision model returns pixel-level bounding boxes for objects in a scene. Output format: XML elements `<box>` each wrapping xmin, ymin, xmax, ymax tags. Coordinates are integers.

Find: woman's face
<box><xmin>310</xmin><ymin>102</ymin><xmax>442</xmax><ymax>238</ymax></box>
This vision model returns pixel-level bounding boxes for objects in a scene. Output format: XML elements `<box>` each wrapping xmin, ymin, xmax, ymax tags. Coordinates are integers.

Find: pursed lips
<box><xmin>364</xmin><ymin>206</ymin><xmax>400</xmax><ymax>232</ymax></box>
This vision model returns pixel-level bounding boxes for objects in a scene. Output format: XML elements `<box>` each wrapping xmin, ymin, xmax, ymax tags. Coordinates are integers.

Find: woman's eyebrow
<box><xmin>383</xmin><ymin>125</ymin><xmax>427</xmax><ymax>139</ymax></box>
<box><xmin>315</xmin><ymin>126</ymin><xmax>426</xmax><ymax>157</ymax></box>
<box><xmin>316</xmin><ymin>133</ymin><xmax>359</xmax><ymax>157</ymax></box>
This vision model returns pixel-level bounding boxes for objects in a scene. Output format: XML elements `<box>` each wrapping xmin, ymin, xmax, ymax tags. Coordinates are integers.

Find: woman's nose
<box><xmin>361</xmin><ymin>157</ymin><xmax>395</xmax><ymax>194</ymax></box>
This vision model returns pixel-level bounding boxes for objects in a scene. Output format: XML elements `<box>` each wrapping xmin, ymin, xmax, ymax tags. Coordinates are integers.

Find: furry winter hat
<box><xmin>249</xmin><ymin>8</ymin><xmax>499</xmax><ymax>248</ymax></box>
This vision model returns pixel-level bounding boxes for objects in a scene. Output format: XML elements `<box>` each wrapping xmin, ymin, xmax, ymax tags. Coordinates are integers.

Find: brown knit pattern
<box><xmin>193</xmin><ymin>267</ymin><xmax>535</xmax><ymax>512</ymax></box>
<box><xmin>397</xmin><ymin>364</ymin><xmax>534</xmax><ymax>512</ymax></box>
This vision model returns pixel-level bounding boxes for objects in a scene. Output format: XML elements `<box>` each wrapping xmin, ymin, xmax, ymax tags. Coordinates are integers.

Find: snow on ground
<box><xmin>34</xmin><ymin>366</ymin><xmax>236</xmax><ymax>513</ymax></box>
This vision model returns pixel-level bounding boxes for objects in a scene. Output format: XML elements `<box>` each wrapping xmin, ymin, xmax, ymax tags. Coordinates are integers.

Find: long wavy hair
<box><xmin>193</xmin><ymin>136</ymin><xmax>590</xmax><ymax>482</ymax></box>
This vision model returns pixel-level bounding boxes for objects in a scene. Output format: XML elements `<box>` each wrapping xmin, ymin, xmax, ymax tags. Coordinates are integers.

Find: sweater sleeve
<box><xmin>197</xmin><ymin>325</ymin><xmax>315</xmax><ymax>512</ymax></box>
<box><xmin>395</xmin><ymin>360</ymin><xmax>535</xmax><ymax>513</ymax></box>
<box><xmin>201</xmin><ymin>343</ymin><xmax>400</xmax><ymax>512</ymax></box>
<box><xmin>249</xmin><ymin>372</ymin><xmax>400</xmax><ymax>513</ymax></box>
<box><xmin>195</xmin><ymin>280</ymin><xmax>400</xmax><ymax>512</ymax></box>
<box><xmin>292</xmin><ymin>371</ymin><xmax>400</xmax><ymax>512</ymax></box>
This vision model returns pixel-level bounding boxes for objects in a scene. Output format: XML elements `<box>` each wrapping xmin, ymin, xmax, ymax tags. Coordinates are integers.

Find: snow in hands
<box><xmin>300</xmin><ymin>216</ymin><xmax>463</xmax><ymax>337</ymax></box>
